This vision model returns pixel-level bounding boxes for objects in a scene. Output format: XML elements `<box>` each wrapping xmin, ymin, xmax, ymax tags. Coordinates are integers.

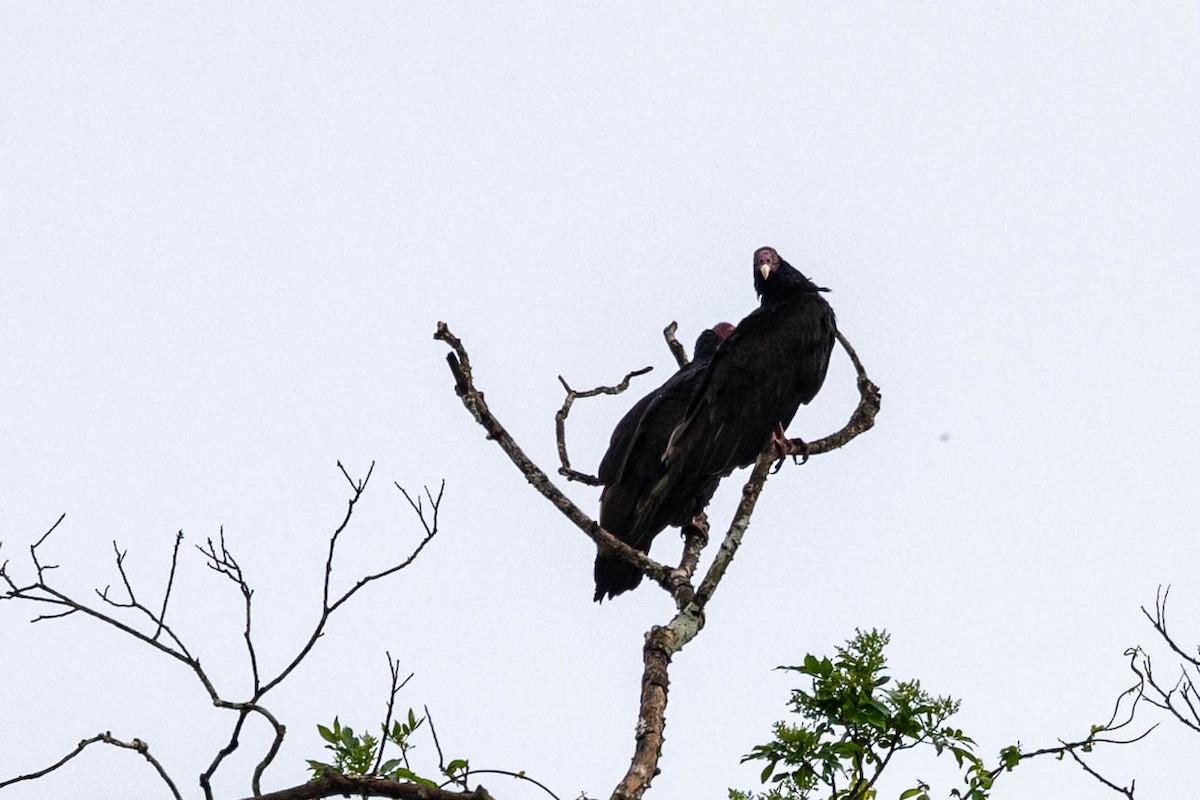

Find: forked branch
<box><xmin>435</xmin><ymin>322</ymin><xmax>674</xmax><ymax>592</ymax></box>
<box><xmin>435</xmin><ymin>320</ymin><xmax>880</xmax><ymax>800</ymax></box>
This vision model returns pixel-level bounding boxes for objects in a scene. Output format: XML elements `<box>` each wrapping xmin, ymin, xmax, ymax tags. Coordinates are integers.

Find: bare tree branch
<box><xmin>661</xmin><ymin>321</ymin><xmax>688</xmax><ymax>368</ymax></box>
<box><xmin>425</xmin><ymin>704</ymin><xmax>461</xmax><ymax>790</ymax></box>
<box><xmin>613</xmin><ymin>450</ymin><xmax>777</xmax><ymax>800</ymax></box>
<box><xmin>460</xmin><ymin>770</ymin><xmax>562</xmax><ymax>800</ymax></box>
<box><xmin>987</xmin><ymin>644</ymin><xmax>1157</xmax><ymax>799</ymax></box>
<box><xmin>5</xmin><ymin>524</ymin><xmax>220</xmax><ymax>701</ymax></box>
<box><xmin>1066</xmin><ymin>749</ymin><xmax>1136</xmax><ymax>799</ymax></box>
<box><xmin>0</xmin><ymin>732</ymin><xmax>182</xmax><ymax>799</ymax></box>
<box><xmin>244</xmin><ymin>773</ymin><xmax>495</xmax><ymax>800</ymax></box>
<box><xmin>795</xmin><ymin>330</ymin><xmax>882</xmax><ymax>457</ymax></box>
<box><xmin>198</xmin><ymin>528</ymin><xmax>261</xmax><ymax>691</ymax></box>
<box><xmin>257</xmin><ymin>466</ymin><xmax>440</xmax><ymax>698</ymax></box>
<box><xmin>1129</xmin><ymin>587</ymin><xmax>1200</xmax><ymax>735</ymax></box>
<box><xmin>153</xmin><ymin>530</ymin><xmax>184</xmax><ymax>642</ymax></box>
<box><xmin>553</xmin><ymin>320</ymin><xmax>710</xmax><ymax>487</ymax></box>
<box><xmin>374</xmin><ymin>652</ymin><xmax>415</xmax><ymax>775</ymax></box>
<box><xmin>435</xmin><ymin>322</ymin><xmax>674</xmax><ymax>592</ymax></box>
<box><xmin>200</xmin><ymin>708</ymin><xmax>251</xmax><ymax>800</ymax></box>
<box><xmin>667</xmin><ymin>515</ymin><xmax>709</xmax><ymax>608</ymax></box>
<box><xmin>2</xmin><ymin>463</ymin><xmax>443</xmax><ymax>799</ymax></box>
<box><xmin>435</xmin><ymin>319</ymin><xmax>880</xmax><ymax>800</ymax></box>
<box><xmin>1143</xmin><ymin>586</ymin><xmax>1200</xmax><ymax>670</ymax></box>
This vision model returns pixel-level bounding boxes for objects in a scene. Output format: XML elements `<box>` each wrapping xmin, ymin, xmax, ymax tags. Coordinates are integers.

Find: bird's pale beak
<box><xmin>759</xmin><ymin>264</ymin><xmax>771</xmax><ymax>280</ymax></box>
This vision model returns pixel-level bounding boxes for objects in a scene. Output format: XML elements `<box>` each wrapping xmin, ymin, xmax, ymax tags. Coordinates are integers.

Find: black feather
<box><xmin>593</xmin><ymin>324</ymin><xmax>733</xmax><ymax>602</ymax></box>
<box><xmin>653</xmin><ymin>247</ymin><xmax>836</xmax><ymax>526</ymax></box>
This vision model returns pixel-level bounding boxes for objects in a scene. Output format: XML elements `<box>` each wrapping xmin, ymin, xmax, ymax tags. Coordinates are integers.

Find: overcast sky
<box><xmin>3</xmin><ymin>4</ymin><xmax>1198</xmax><ymax>799</ymax></box>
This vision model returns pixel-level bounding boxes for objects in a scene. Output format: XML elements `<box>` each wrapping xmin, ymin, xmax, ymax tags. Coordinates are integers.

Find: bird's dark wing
<box><xmin>595</xmin><ymin>360</ymin><xmax>711</xmax><ymax>600</ymax></box>
<box><xmin>599</xmin><ymin>364</ymin><xmax>706</xmax><ymax>534</ymax></box>
<box><xmin>665</xmin><ymin>293</ymin><xmax>836</xmax><ymax>480</ymax></box>
<box><xmin>594</xmin><ymin>328</ymin><xmax>731</xmax><ymax>601</ymax></box>
<box><xmin>600</xmin><ymin>247</ymin><xmax>836</xmax><ymax>602</ymax></box>
<box><xmin>596</xmin><ymin>390</ymin><xmax>658</xmax><ymax>486</ymax></box>
<box><xmin>597</xmin><ymin>327</ymin><xmax>724</xmax><ymax>486</ymax></box>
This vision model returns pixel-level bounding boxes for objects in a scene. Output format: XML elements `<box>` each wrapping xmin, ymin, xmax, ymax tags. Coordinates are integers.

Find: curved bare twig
<box><xmin>799</xmin><ymin>330</ymin><xmax>882</xmax><ymax>456</ymax></box>
<box><xmin>459</xmin><ymin>769</ymin><xmax>562</xmax><ymax>800</ymax></box>
<box><xmin>0</xmin><ymin>732</ymin><xmax>182</xmax><ymax>799</ymax></box>
<box><xmin>661</xmin><ymin>321</ymin><xmax>688</xmax><ymax>368</ymax></box>
<box><xmin>556</xmin><ymin>367</ymin><xmax>653</xmax><ymax>486</ymax></box>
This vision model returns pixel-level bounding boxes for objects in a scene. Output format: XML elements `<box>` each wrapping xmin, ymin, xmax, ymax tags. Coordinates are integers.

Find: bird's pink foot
<box><xmin>769</xmin><ymin>423</ymin><xmax>810</xmax><ymax>472</ymax></box>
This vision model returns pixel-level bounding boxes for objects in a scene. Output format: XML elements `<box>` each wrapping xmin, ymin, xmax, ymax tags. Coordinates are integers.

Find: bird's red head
<box><xmin>754</xmin><ymin>247</ymin><xmax>780</xmax><ymax>281</ymax></box>
<box><xmin>712</xmin><ymin>322</ymin><xmax>736</xmax><ymax>340</ymax></box>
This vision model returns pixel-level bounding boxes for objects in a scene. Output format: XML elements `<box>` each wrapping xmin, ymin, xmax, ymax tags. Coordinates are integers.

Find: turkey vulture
<box><xmin>594</xmin><ymin>322</ymin><xmax>735</xmax><ymax>602</ymax></box>
<box><xmin>641</xmin><ymin>247</ymin><xmax>836</xmax><ymax>536</ymax></box>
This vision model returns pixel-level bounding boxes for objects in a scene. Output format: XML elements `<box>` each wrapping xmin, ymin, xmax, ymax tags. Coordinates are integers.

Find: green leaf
<box><xmin>393</xmin><ymin>767</ymin><xmax>439</xmax><ymax>788</ymax></box>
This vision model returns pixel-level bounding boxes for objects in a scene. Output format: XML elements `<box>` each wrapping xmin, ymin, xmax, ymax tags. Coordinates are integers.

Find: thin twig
<box><xmin>425</xmin><ymin>704</ymin><xmax>454</xmax><ymax>785</ymax></box>
<box><xmin>28</xmin><ymin>513</ymin><xmax>67</xmax><ymax>580</ymax></box>
<box><xmin>152</xmin><ymin>531</ymin><xmax>184</xmax><ymax>642</ymax></box>
<box><xmin>555</xmin><ymin>367</ymin><xmax>653</xmax><ymax>486</ymax></box>
<box><xmin>198</xmin><ymin>529</ymin><xmax>261</xmax><ymax>691</ymax></box>
<box><xmin>1066</xmin><ymin>749</ymin><xmax>1135</xmax><ymax>799</ymax></box>
<box><xmin>662</xmin><ymin>322</ymin><xmax>688</xmax><ymax>368</ymax></box>
<box><xmin>461</xmin><ymin>768</ymin><xmax>563</xmax><ymax>800</ymax></box>
<box><xmin>373</xmin><ymin>654</ymin><xmax>414</xmax><ymax>775</ymax></box>
<box><xmin>1143</xmin><ymin>586</ymin><xmax>1200</xmax><ymax>670</ymax></box>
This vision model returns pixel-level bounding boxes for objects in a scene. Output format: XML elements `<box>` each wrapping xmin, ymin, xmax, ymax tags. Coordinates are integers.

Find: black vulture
<box><xmin>594</xmin><ymin>323</ymin><xmax>735</xmax><ymax>602</ymax></box>
<box><xmin>624</xmin><ymin>248</ymin><xmax>836</xmax><ymax>566</ymax></box>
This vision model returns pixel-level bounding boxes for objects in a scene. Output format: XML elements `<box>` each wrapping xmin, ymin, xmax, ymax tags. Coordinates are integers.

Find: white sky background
<box><xmin>2</xmin><ymin>4</ymin><xmax>1198</xmax><ymax>799</ymax></box>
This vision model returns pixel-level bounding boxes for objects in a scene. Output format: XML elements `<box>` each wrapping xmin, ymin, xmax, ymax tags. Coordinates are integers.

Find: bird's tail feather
<box><xmin>593</xmin><ymin>553</ymin><xmax>645</xmax><ymax>602</ymax></box>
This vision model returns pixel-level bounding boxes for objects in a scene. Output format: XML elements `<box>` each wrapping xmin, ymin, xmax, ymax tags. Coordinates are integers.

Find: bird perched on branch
<box><xmin>664</xmin><ymin>245</ymin><xmax>837</xmax><ymax>486</ymax></box>
<box><xmin>594</xmin><ymin>322</ymin><xmax>735</xmax><ymax>602</ymax></box>
<box><xmin>613</xmin><ymin>247</ymin><xmax>835</xmax><ymax>597</ymax></box>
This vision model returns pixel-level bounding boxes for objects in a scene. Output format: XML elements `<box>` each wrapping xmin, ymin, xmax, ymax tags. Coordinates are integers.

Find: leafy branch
<box><xmin>733</xmin><ymin>627</ymin><xmax>1157</xmax><ymax>800</ymax></box>
<box><xmin>304</xmin><ymin>655</ymin><xmax>559</xmax><ymax>800</ymax></box>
